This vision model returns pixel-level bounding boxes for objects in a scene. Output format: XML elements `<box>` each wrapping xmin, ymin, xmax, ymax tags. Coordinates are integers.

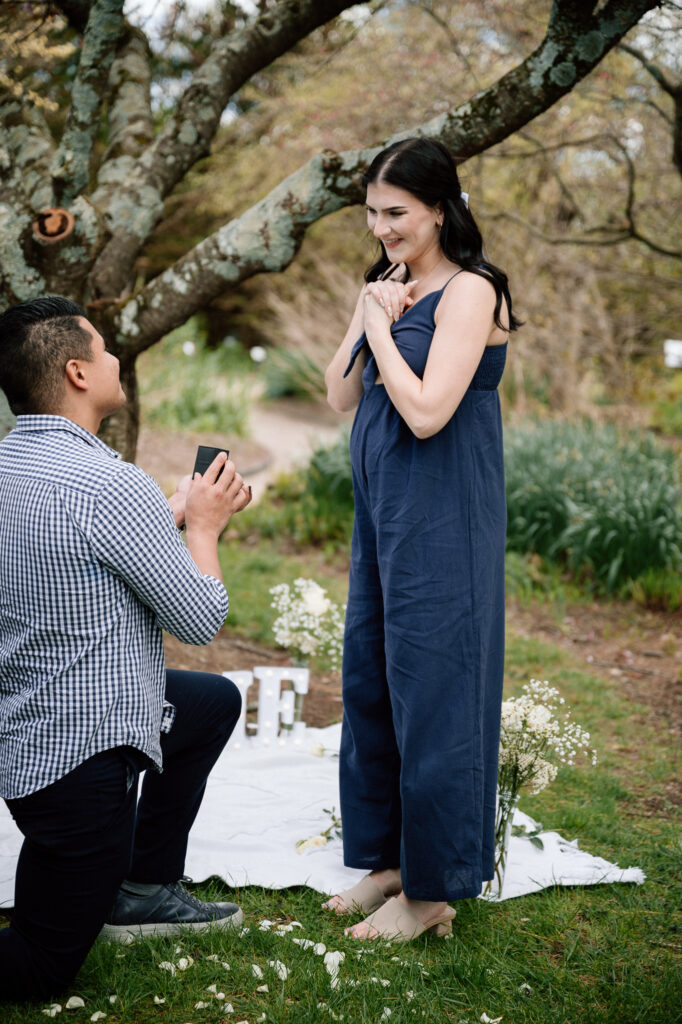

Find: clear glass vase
<box><xmin>481</xmin><ymin>788</ymin><xmax>519</xmax><ymax>900</ymax></box>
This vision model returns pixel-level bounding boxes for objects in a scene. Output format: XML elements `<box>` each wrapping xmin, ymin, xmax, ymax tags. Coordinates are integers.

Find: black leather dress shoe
<box><xmin>100</xmin><ymin>880</ymin><xmax>242</xmax><ymax>940</ymax></box>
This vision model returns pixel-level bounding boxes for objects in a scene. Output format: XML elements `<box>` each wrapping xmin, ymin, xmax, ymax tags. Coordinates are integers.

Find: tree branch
<box><xmin>1</xmin><ymin>98</ymin><xmax>55</xmax><ymax>213</ymax></box>
<box><xmin>618</xmin><ymin>41</ymin><xmax>680</xmax><ymax>98</ymax></box>
<box><xmin>109</xmin><ymin>0</ymin><xmax>660</xmax><ymax>348</ymax></box>
<box><xmin>0</xmin><ymin>126</ymin><xmax>47</xmax><ymax>309</ymax></box>
<box><xmin>51</xmin><ymin>0</ymin><xmax>126</xmax><ymax>206</ymax></box>
<box><xmin>618</xmin><ymin>41</ymin><xmax>682</xmax><ymax>176</ymax></box>
<box><xmin>103</xmin><ymin>24</ymin><xmax>154</xmax><ymax>163</ymax></box>
<box><xmin>479</xmin><ymin>131</ymin><xmax>682</xmax><ymax>262</ymax></box>
<box><xmin>88</xmin><ymin>0</ymin><xmax>360</xmax><ymax>300</ymax></box>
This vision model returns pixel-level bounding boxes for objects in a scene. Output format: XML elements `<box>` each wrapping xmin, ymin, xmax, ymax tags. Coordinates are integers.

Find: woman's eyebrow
<box><xmin>364</xmin><ymin>204</ymin><xmax>408</xmax><ymax>212</ymax></box>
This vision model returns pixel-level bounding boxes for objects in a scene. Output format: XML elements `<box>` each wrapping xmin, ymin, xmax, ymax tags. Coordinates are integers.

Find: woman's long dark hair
<box><xmin>363</xmin><ymin>137</ymin><xmax>521</xmax><ymax>332</ymax></box>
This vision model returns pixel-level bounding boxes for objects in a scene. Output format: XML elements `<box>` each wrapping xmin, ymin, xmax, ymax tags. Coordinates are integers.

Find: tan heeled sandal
<box><xmin>322</xmin><ymin>875</ymin><xmax>389</xmax><ymax>915</ymax></box>
<box><xmin>345</xmin><ymin>896</ymin><xmax>456</xmax><ymax>942</ymax></box>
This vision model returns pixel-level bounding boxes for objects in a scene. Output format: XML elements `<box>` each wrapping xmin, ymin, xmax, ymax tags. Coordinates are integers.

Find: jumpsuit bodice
<box><xmin>343</xmin><ymin>280</ymin><xmax>507</xmax><ymax>398</ymax></box>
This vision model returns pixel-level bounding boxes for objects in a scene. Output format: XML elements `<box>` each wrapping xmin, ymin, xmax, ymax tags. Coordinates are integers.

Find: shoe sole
<box><xmin>99</xmin><ymin>906</ymin><xmax>243</xmax><ymax>942</ymax></box>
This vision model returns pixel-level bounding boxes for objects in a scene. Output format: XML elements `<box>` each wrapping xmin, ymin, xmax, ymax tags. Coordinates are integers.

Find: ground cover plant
<box><xmin>2</xmin><ymin>599</ymin><xmax>679</xmax><ymax>1024</ymax></box>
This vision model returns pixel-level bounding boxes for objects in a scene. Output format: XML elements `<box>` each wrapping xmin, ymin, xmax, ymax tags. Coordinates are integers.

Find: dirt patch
<box><xmin>507</xmin><ymin>601</ymin><xmax>682</xmax><ymax>738</ymax></box>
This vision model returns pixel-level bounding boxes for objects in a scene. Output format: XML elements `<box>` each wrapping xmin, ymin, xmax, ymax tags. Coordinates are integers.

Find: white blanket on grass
<box><xmin>0</xmin><ymin>724</ymin><xmax>644</xmax><ymax>908</ymax></box>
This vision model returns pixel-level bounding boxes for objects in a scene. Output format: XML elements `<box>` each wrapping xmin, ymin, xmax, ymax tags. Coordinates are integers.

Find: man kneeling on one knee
<box><xmin>0</xmin><ymin>297</ymin><xmax>252</xmax><ymax>1002</ymax></box>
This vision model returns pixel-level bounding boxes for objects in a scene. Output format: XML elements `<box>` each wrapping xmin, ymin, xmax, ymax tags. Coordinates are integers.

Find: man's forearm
<box><xmin>185</xmin><ymin>528</ymin><xmax>223</xmax><ymax>582</ymax></box>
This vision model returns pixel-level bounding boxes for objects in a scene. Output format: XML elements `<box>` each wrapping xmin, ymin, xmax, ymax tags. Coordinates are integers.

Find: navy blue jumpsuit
<box><xmin>339</xmin><ymin>277</ymin><xmax>507</xmax><ymax>901</ymax></box>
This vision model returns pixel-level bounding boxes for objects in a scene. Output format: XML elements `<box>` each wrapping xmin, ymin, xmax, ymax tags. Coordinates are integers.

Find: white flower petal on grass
<box><xmin>256</xmin><ymin>984</ymin><xmax>269</xmax><ymax>993</ymax></box>
<box><xmin>153</xmin><ymin>996</ymin><xmax>166</xmax><ymax>1004</ymax></box>
<box><xmin>65</xmin><ymin>997</ymin><xmax>85</xmax><ymax>1009</ymax></box>
<box><xmin>518</xmin><ymin>982</ymin><xmax>533</xmax><ymax>995</ymax></box>
<box><xmin>108</xmin><ymin>996</ymin><xmax>117</xmax><ymax>1004</ymax></box>
<box><xmin>380</xmin><ymin>1010</ymin><xmax>392</xmax><ymax>1021</ymax></box>
<box><xmin>292</xmin><ymin>937</ymin><xmax>316</xmax><ymax>949</ymax></box>
<box><xmin>176</xmin><ymin>956</ymin><xmax>194</xmax><ymax>971</ymax></box>
<box><xmin>238</xmin><ymin>927</ymin><xmax>250</xmax><ymax>937</ymax></box>
<box><xmin>158</xmin><ymin>961</ymin><xmax>176</xmax><ymax>975</ymax></box>
<box><xmin>480</xmin><ymin>1014</ymin><xmax>504</xmax><ymax>1023</ymax></box>
<box><xmin>313</xmin><ymin>943</ymin><xmax>326</xmax><ymax>956</ymax></box>
<box><xmin>223</xmin><ymin>1005</ymin><xmax>234</xmax><ymax>1014</ymax></box>
<box><xmin>90</xmin><ymin>1013</ymin><xmax>107</xmax><ymax>1022</ymax></box>
<box><xmin>206</xmin><ymin>953</ymin><xmax>220</xmax><ymax>961</ymax></box>
<box><xmin>251</xmin><ymin>964</ymin><xmax>264</xmax><ymax>979</ymax></box>
<box><xmin>324</xmin><ymin>950</ymin><xmax>345</xmax><ymax>988</ymax></box>
<box><xmin>195</xmin><ymin>1000</ymin><xmax>211</xmax><ymax>1008</ymax></box>
<box><xmin>406</xmin><ymin>991</ymin><xmax>415</xmax><ymax>1001</ymax></box>
<box><xmin>42</xmin><ymin>1006</ymin><xmax>62</xmax><ymax>1017</ymax></box>
<box><xmin>268</xmin><ymin>959</ymin><xmax>289</xmax><ymax>980</ymax></box>
<box><xmin>258</xmin><ymin>919</ymin><xmax>275</xmax><ymax>931</ymax></box>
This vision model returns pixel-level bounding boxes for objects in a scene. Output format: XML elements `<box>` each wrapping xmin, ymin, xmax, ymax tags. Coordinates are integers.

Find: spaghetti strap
<box><xmin>443</xmin><ymin>269</ymin><xmax>464</xmax><ymax>287</ymax></box>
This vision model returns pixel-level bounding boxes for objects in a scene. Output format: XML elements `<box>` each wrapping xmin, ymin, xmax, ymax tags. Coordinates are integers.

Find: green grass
<box><xmin>3</xmin><ymin>600</ymin><xmax>679</xmax><ymax>1023</ymax></box>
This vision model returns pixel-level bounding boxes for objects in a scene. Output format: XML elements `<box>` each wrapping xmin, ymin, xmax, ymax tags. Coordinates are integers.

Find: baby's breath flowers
<box><xmin>270</xmin><ymin>578</ymin><xmax>345</xmax><ymax>668</ymax></box>
<box><xmin>498</xmin><ymin>678</ymin><xmax>597</xmax><ymax>798</ymax></box>
<box><xmin>483</xmin><ymin>678</ymin><xmax>597</xmax><ymax>898</ymax></box>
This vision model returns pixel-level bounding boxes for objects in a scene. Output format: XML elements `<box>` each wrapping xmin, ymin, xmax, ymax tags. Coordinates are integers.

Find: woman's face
<box><xmin>365</xmin><ymin>180</ymin><xmax>442</xmax><ymax>265</ymax></box>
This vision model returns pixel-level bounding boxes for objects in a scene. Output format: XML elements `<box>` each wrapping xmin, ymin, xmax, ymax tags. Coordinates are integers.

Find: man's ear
<box><xmin>65</xmin><ymin>359</ymin><xmax>89</xmax><ymax>392</ymax></box>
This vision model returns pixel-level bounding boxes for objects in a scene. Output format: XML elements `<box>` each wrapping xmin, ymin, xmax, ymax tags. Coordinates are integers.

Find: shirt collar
<box><xmin>14</xmin><ymin>415</ymin><xmax>121</xmax><ymax>460</ymax></box>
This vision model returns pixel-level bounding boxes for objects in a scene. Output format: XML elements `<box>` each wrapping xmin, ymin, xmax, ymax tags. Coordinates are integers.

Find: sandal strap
<box><xmin>335</xmin><ymin>875</ymin><xmax>387</xmax><ymax>914</ymax></box>
<box><xmin>363</xmin><ymin>897</ymin><xmax>456</xmax><ymax>941</ymax></box>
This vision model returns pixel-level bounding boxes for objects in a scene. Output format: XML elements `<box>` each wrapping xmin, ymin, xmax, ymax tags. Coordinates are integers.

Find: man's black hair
<box><xmin>0</xmin><ymin>296</ymin><xmax>92</xmax><ymax>415</ymax></box>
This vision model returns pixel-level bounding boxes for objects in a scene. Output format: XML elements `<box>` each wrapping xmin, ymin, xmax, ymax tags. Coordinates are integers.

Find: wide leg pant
<box><xmin>0</xmin><ymin>669</ymin><xmax>240</xmax><ymax>1002</ymax></box>
<box><xmin>339</xmin><ymin>385</ymin><xmax>506</xmax><ymax>902</ymax></box>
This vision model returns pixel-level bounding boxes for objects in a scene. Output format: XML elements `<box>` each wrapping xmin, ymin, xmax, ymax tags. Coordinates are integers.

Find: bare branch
<box><xmin>618</xmin><ymin>40</ymin><xmax>682</xmax><ymax>177</ymax></box>
<box><xmin>618</xmin><ymin>42</ymin><xmax>680</xmax><ymax>99</ymax></box>
<box><xmin>51</xmin><ymin>0</ymin><xmax>126</xmax><ymax>206</ymax></box>
<box><xmin>415</xmin><ymin>1</ymin><xmax>482</xmax><ymax>84</ymax></box>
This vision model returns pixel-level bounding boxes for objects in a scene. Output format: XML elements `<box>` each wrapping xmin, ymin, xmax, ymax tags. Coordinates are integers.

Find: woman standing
<box><xmin>324</xmin><ymin>137</ymin><xmax>521</xmax><ymax>941</ymax></box>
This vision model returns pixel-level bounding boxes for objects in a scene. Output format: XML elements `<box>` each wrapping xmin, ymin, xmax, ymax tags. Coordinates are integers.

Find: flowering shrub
<box><xmin>498</xmin><ymin>678</ymin><xmax>597</xmax><ymax>796</ymax></box>
<box><xmin>270</xmin><ymin>578</ymin><xmax>345</xmax><ymax>668</ymax></box>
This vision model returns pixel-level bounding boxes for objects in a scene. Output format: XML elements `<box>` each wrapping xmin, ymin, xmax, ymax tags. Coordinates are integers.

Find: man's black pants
<box><xmin>0</xmin><ymin>670</ymin><xmax>241</xmax><ymax>1002</ymax></box>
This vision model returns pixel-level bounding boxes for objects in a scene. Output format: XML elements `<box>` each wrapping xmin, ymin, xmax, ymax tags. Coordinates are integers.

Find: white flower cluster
<box><xmin>499</xmin><ymin>678</ymin><xmax>597</xmax><ymax>796</ymax></box>
<box><xmin>270</xmin><ymin>578</ymin><xmax>346</xmax><ymax>668</ymax></box>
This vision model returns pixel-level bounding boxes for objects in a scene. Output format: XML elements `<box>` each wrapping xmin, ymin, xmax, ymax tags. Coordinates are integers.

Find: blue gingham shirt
<box><xmin>0</xmin><ymin>416</ymin><xmax>229</xmax><ymax>799</ymax></box>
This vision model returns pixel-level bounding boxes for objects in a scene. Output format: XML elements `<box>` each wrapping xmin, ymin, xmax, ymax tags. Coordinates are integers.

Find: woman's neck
<box><xmin>406</xmin><ymin>253</ymin><xmax>458</xmax><ymax>291</ymax></box>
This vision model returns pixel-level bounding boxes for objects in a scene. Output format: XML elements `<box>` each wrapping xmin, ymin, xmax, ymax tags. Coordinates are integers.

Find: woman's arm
<box><xmin>364</xmin><ymin>272</ymin><xmax>505</xmax><ymax>438</ymax></box>
<box><xmin>325</xmin><ymin>285</ymin><xmax>369</xmax><ymax>413</ymax></box>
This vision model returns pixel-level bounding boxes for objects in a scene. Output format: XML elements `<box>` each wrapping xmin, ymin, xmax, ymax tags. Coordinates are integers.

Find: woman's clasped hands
<box><xmin>363</xmin><ymin>272</ymin><xmax>419</xmax><ymax>326</ymax></box>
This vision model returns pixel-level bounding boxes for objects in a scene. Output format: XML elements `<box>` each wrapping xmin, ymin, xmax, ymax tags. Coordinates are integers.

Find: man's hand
<box><xmin>168</xmin><ymin>474</ymin><xmax>192</xmax><ymax>528</ymax></box>
<box><xmin>183</xmin><ymin>452</ymin><xmax>252</xmax><ymax>579</ymax></box>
